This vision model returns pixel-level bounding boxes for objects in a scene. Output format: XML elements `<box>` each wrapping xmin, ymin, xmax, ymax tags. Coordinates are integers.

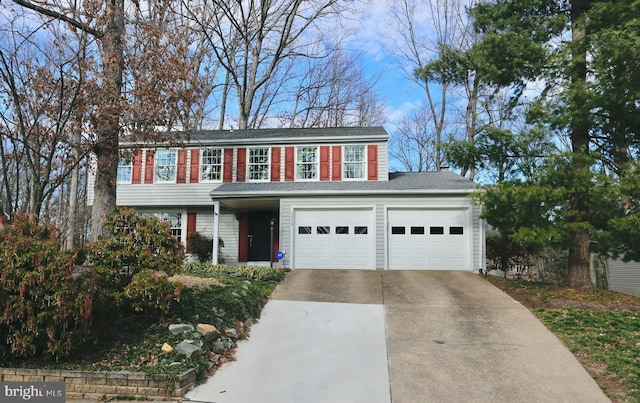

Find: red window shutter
<box><xmin>177</xmin><ymin>149</ymin><xmax>187</xmax><ymax>183</ymax></box>
<box><xmin>368</xmin><ymin>144</ymin><xmax>378</xmax><ymax>180</ymax></box>
<box><xmin>332</xmin><ymin>146</ymin><xmax>342</xmax><ymax>181</ymax></box>
<box><xmin>236</xmin><ymin>148</ymin><xmax>246</xmax><ymax>182</ymax></box>
<box><xmin>320</xmin><ymin>146</ymin><xmax>330</xmax><ymax>181</ymax></box>
<box><xmin>284</xmin><ymin>147</ymin><xmax>295</xmax><ymax>181</ymax></box>
<box><xmin>132</xmin><ymin>150</ymin><xmax>142</xmax><ymax>184</ymax></box>
<box><xmin>186</xmin><ymin>212</ymin><xmax>197</xmax><ymax>253</ymax></box>
<box><xmin>190</xmin><ymin>149</ymin><xmax>200</xmax><ymax>183</ymax></box>
<box><xmin>238</xmin><ymin>212</ymin><xmax>249</xmax><ymax>262</ymax></box>
<box><xmin>223</xmin><ymin>148</ymin><xmax>233</xmax><ymax>182</ymax></box>
<box><xmin>271</xmin><ymin>147</ymin><xmax>281</xmax><ymax>182</ymax></box>
<box><xmin>144</xmin><ymin>150</ymin><xmax>155</xmax><ymax>184</ymax></box>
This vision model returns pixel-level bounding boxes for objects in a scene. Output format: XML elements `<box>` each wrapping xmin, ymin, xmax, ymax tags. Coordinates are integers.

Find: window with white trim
<box><xmin>139</xmin><ymin>212</ymin><xmax>183</xmax><ymax>240</ymax></box>
<box><xmin>200</xmin><ymin>148</ymin><xmax>223</xmax><ymax>182</ymax></box>
<box><xmin>248</xmin><ymin>147</ymin><xmax>270</xmax><ymax>181</ymax></box>
<box><xmin>155</xmin><ymin>149</ymin><xmax>177</xmax><ymax>182</ymax></box>
<box><xmin>296</xmin><ymin>146</ymin><xmax>318</xmax><ymax>180</ymax></box>
<box><xmin>117</xmin><ymin>158</ymin><xmax>132</xmax><ymax>183</ymax></box>
<box><xmin>160</xmin><ymin>212</ymin><xmax>182</xmax><ymax>238</ymax></box>
<box><xmin>343</xmin><ymin>145</ymin><xmax>366</xmax><ymax>179</ymax></box>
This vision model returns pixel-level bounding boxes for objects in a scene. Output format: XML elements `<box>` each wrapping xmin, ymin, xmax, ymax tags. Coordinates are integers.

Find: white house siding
<box><xmin>117</xmin><ymin>183</ymin><xmax>221</xmax><ymax>206</ymax></box>
<box><xmin>278</xmin><ymin>200</ymin><xmax>292</xmax><ymax>267</ymax></box>
<box><xmin>608</xmin><ymin>259</ymin><xmax>640</xmax><ymax>297</ymax></box>
<box><xmin>376</xmin><ymin>142</ymin><xmax>388</xmax><ymax>181</ymax></box>
<box><xmin>473</xmin><ymin>206</ymin><xmax>485</xmax><ymax>272</ymax></box>
<box><xmin>218</xmin><ymin>210</ymin><xmax>239</xmax><ymax>265</ymax></box>
<box><xmin>194</xmin><ymin>209</ymin><xmax>215</xmax><ymax>236</ymax></box>
<box><xmin>375</xmin><ymin>203</ymin><xmax>385</xmax><ymax>269</ymax></box>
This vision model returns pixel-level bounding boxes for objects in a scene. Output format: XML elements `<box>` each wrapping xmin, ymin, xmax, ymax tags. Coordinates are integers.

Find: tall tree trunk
<box><xmin>66</xmin><ymin>164</ymin><xmax>79</xmax><ymax>249</ymax></box>
<box><xmin>90</xmin><ymin>0</ymin><xmax>124</xmax><ymax>241</ymax></box>
<box><xmin>567</xmin><ymin>0</ymin><xmax>592</xmax><ymax>288</ymax></box>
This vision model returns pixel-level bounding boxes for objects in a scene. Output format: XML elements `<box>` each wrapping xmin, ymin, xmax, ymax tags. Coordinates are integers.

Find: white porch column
<box><xmin>212</xmin><ymin>201</ymin><xmax>220</xmax><ymax>264</ymax></box>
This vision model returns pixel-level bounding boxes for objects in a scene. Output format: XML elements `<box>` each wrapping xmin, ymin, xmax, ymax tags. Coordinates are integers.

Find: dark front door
<box><xmin>248</xmin><ymin>211</ymin><xmax>275</xmax><ymax>261</ymax></box>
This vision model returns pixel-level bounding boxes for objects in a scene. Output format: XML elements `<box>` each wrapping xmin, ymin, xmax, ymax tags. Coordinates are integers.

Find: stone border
<box><xmin>0</xmin><ymin>367</ymin><xmax>197</xmax><ymax>400</ymax></box>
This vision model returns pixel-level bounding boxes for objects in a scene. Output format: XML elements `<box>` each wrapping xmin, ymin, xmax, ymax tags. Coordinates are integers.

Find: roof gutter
<box><xmin>208</xmin><ymin>188</ymin><xmax>477</xmax><ymax>199</ymax></box>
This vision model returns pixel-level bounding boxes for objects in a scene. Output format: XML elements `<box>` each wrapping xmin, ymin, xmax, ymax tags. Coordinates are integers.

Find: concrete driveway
<box><xmin>185</xmin><ymin>270</ymin><xmax>609</xmax><ymax>403</ymax></box>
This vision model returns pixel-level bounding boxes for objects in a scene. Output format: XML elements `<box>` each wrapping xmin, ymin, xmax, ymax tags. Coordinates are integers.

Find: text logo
<box><xmin>0</xmin><ymin>382</ymin><xmax>64</xmax><ymax>403</ymax></box>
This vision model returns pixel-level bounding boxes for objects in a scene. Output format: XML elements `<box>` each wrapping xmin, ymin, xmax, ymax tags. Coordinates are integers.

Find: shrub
<box><xmin>182</xmin><ymin>262</ymin><xmax>285</xmax><ymax>282</ymax></box>
<box><xmin>0</xmin><ymin>214</ymin><xmax>93</xmax><ymax>361</ymax></box>
<box><xmin>86</xmin><ymin>208</ymin><xmax>183</xmax><ymax>317</ymax></box>
<box><xmin>87</xmin><ymin>208</ymin><xmax>184</xmax><ymax>275</ymax></box>
<box><xmin>124</xmin><ymin>269</ymin><xmax>181</xmax><ymax>314</ymax></box>
<box><xmin>187</xmin><ymin>232</ymin><xmax>213</xmax><ymax>263</ymax></box>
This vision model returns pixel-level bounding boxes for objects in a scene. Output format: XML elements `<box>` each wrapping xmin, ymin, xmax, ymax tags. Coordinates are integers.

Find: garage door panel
<box><xmin>388</xmin><ymin>209</ymin><xmax>470</xmax><ymax>270</ymax></box>
<box><xmin>294</xmin><ymin>209</ymin><xmax>374</xmax><ymax>269</ymax></box>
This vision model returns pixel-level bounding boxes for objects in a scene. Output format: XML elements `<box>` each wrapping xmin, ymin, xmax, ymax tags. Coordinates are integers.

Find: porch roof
<box><xmin>209</xmin><ymin>171</ymin><xmax>477</xmax><ymax>200</ymax></box>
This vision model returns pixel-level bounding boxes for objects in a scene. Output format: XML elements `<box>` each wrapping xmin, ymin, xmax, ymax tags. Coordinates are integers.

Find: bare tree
<box><xmin>388</xmin><ymin>0</ymin><xmax>480</xmax><ymax>174</ymax></box>
<box><xmin>10</xmin><ymin>0</ymin><xmax>205</xmax><ymax>240</ymax></box>
<box><xmin>183</xmin><ymin>0</ymin><xmax>349</xmax><ymax>130</ymax></box>
<box><xmin>284</xmin><ymin>49</ymin><xmax>385</xmax><ymax>128</ymax></box>
<box><xmin>0</xmin><ymin>20</ymin><xmax>90</xmax><ymax>221</ymax></box>
<box><xmin>124</xmin><ymin>2</ymin><xmax>208</xmax><ymax>133</ymax></box>
<box><xmin>9</xmin><ymin>0</ymin><xmax>127</xmax><ymax>239</ymax></box>
<box><xmin>389</xmin><ymin>103</ymin><xmax>443</xmax><ymax>172</ymax></box>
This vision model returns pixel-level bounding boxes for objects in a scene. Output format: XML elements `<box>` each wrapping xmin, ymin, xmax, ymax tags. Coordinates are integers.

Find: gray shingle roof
<box><xmin>209</xmin><ymin>171</ymin><xmax>477</xmax><ymax>199</ymax></box>
<box><xmin>123</xmin><ymin>126</ymin><xmax>389</xmax><ymax>146</ymax></box>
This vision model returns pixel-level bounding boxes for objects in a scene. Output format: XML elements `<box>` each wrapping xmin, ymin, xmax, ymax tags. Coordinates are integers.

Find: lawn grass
<box><xmin>487</xmin><ymin>276</ymin><xmax>640</xmax><ymax>402</ymax></box>
<box><xmin>534</xmin><ymin>308</ymin><xmax>640</xmax><ymax>402</ymax></box>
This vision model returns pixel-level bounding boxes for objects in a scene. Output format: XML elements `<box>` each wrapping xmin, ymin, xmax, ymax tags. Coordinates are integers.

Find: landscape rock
<box><xmin>175</xmin><ymin>340</ymin><xmax>201</xmax><ymax>358</ymax></box>
<box><xmin>161</xmin><ymin>343</ymin><xmax>173</xmax><ymax>354</ymax></box>
<box><xmin>169</xmin><ymin>323</ymin><xmax>195</xmax><ymax>335</ymax></box>
<box><xmin>196</xmin><ymin>323</ymin><xmax>221</xmax><ymax>341</ymax></box>
<box><xmin>224</xmin><ymin>328</ymin><xmax>238</xmax><ymax>339</ymax></box>
<box><xmin>212</xmin><ymin>340</ymin><xmax>226</xmax><ymax>354</ymax></box>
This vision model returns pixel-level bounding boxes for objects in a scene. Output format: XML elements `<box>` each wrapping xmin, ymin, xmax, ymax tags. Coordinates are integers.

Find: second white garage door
<box><xmin>388</xmin><ymin>209</ymin><xmax>471</xmax><ymax>270</ymax></box>
<box><xmin>293</xmin><ymin>208</ymin><xmax>375</xmax><ymax>269</ymax></box>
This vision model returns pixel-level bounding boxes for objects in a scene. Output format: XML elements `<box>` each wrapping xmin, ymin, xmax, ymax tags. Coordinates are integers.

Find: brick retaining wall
<box><xmin>0</xmin><ymin>367</ymin><xmax>197</xmax><ymax>400</ymax></box>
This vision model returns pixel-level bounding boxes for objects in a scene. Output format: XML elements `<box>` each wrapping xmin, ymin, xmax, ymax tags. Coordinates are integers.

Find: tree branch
<box><xmin>11</xmin><ymin>0</ymin><xmax>103</xmax><ymax>39</ymax></box>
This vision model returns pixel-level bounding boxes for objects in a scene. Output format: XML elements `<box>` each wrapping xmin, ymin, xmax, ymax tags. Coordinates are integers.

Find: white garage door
<box><xmin>293</xmin><ymin>208</ymin><xmax>375</xmax><ymax>269</ymax></box>
<box><xmin>388</xmin><ymin>209</ymin><xmax>471</xmax><ymax>270</ymax></box>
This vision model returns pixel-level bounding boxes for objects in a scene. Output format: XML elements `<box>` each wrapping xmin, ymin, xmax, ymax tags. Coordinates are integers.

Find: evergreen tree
<box><xmin>443</xmin><ymin>0</ymin><xmax>640</xmax><ymax>287</ymax></box>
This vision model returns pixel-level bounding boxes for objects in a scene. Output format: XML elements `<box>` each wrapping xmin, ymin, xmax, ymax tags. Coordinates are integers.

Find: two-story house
<box><xmin>89</xmin><ymin>126</ymin><xmax>485</xmax><ymax>271</ymax></box>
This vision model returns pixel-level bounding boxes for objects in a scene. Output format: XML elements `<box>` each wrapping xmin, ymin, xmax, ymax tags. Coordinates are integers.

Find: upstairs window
<box><xmin>200</xmin><ymin>148</ymin><xmax>223</xmax><ymax>182</ymax></box>
<box><xmin>296</xmin><ymin>146</ymin><xmax>318</xmax><ymax>180</ymax></box>
<box><xmin>117</xmin><ymin>158</ymin><xmax>132</xmax><ymax>183</ymax></box>
<box><xmin>248</xmin><ymin>147</ymin><xmax>270</xmax><ymax>181</ymax></box>
<box><xmin>155</xmin><ymin>149</ymin><xmax>177</xmax><ymax>182</ymax></box>
<box><xmin>343</xmin><ymin>145</ymin><xmax>366</xmax><ymax>180</ymax></box>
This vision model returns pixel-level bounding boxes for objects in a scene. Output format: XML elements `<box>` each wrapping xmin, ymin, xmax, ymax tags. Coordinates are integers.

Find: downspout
<box><xmin>212</xmin><ymin>201</ymin><xmax>220</xmax><ymax>264</ymax></box>
<box><xmin>480</xmin><ymin>218</ymin><xmax>486</xmax><ymax>274</ymax></box>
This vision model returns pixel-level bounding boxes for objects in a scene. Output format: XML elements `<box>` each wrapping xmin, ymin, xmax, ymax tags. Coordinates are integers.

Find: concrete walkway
<box><xmin>184</xmin><ymin>270</ymin><xmax>610</xmax><ymax>403</ymax></box>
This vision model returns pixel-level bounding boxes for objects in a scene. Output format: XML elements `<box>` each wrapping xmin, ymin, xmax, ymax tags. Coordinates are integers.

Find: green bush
<box><xmin>187</xmin><ymin>232</ymin><xmax>213</xmax><ymax>263</ymax></box>
<box><xmin>124</xmin><ymin>269</ymin><xmax>181</xmax><ymax>314</ymax></box>
<box><xmin>0</xmin><ymin>214</ymin><xmax>93</xmax><ymax>361</ymax></box>
<box><xmin>86</xmin><ymin>208</ymin><xmax>183</xmax><ymax>317</ymax></box>
<box><xmin>182</xmin><ymin>262</ymin><xmax>285</xmax><ymax>282</ymax></box>
<box><xmin>87</xmin><ymin>207</ymin><xmax>184</xmax><ymax>275</ymax></box>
